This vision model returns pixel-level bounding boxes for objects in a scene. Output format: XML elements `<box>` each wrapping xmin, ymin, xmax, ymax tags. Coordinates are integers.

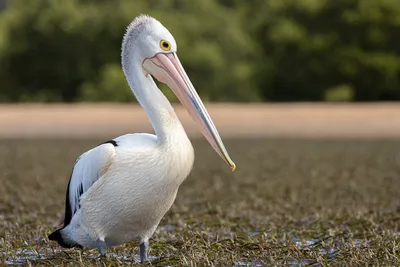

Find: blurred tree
<box><xmin>0</xmin><ymin>0</ymin><xmax>258</xmax><ymax>102</ymax></box>
<box><xmin>0</xmin><ymin>0</ymin><xmax>400</xmax><ymax>102</ymax></box>
<box><xmin>243</xmin><ymin>0</ymin><xmax>400</xmax><ymax>101</ymax></box>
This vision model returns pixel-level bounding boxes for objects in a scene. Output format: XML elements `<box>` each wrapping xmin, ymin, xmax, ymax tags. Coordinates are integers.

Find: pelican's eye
<box><xmin>160</xmin><ymin>40</ymin><xmax>171</xmax><ymax>51</ymax></box>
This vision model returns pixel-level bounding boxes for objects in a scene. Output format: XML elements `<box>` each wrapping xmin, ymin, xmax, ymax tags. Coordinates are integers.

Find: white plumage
<box><xmin>48</xmin><ymin>14</ymin><xmax>235</xmax><ymax>262</ymax></box>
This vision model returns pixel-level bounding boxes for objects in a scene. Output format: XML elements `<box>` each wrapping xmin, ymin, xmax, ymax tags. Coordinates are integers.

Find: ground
<box><xmin>1</xmin><ymin>104</ymin><xmax>400</xmax><ymax>266</ymax></box>
<box><xmin>1</xmin><ymin>103</ymin><xmax>400</xmax><ymax>139</ymax></box>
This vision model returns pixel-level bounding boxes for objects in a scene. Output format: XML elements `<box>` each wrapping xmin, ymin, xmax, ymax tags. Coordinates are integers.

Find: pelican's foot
<box><xmin>97</xmin><ymin>238</ymin><xmax>108</xmax><ymax>257</ymax></box>
<box><xmin>139</xmin><ymin>239</ymin><xmax>149</xmax><ymax>263</ymax></box>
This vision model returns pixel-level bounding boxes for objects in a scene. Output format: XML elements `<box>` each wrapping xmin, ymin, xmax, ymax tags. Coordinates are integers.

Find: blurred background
<box><xmin>0</xmin><ymin>0</ymin><xmax>400</xmax><ymax>103</ymax></box>
<box><xmin>2</xmin><ymin>1</ymin><xmax>400</xmax><ymax>265</ymax></box>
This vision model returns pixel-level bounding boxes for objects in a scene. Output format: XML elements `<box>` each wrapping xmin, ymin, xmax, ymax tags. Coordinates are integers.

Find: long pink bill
<box><xmin>143</xmin><ymin>52</ymin><xmax>236</xmax><ymax>171</ymax></box>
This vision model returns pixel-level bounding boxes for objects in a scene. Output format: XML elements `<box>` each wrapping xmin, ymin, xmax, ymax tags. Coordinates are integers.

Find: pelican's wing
<box><xmin>62</xmin><ymin>140</ymin><xmax>117</xmax><ymax>227</ymax></box>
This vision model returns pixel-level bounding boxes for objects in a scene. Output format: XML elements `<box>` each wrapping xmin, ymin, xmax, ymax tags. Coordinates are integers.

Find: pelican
<box><xmin>48</xmin><ymin>14</ymin><xmax>236</xmax><ymax>262</ymax></box>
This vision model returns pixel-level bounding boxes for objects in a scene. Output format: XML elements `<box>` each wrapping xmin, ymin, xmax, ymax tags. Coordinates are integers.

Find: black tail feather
<box><xmin>48</xmin><ymin>229</ymin><xmax>82</xmax><ymax>249</ymax></box>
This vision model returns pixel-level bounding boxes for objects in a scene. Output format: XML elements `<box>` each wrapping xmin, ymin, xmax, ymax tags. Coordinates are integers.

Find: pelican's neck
<box><xmin>124</xmin><ymin>62</ymin><xmax>186</xmax><ymax>142</ymax></box>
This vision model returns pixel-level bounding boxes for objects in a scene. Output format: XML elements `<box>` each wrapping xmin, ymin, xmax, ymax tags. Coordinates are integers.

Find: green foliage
<box><xmin>80</xmin><ymin>64</ymin><xmax>133</xmax><ymax>102</ymax></box>
<box><xmin>0</xmin><ymin>0</ymin><xmax>258</xmax><ymax>102</ymax></box>
<box><xmin>243</xmin><ymin>0</ymin><xmax>400</xmax><ymax>101</ymax></box>
<box><xmin>324</xmin><ymin>85</ymin><xmax>354</xmax><ymax>102</ymax></box>
<box><xmin>0</xmin><ymin>0</ymin><xmax>399</xmax><ymax>102</ymax></box>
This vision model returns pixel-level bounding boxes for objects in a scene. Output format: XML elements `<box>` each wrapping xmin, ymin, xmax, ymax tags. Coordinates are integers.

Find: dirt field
<box><xmin>1</xmin><ymin>138</ymin><xmax>400</xmax><ymax>266</ymax></box>
<box><xmin>1</xmin><ymin>103</ymin><xmax>400</xmax><ymax>139</ymax></box>
<box><xmin>1</xmin><ymin>103</ymin><xmax>400</xmax><ymax>266</ymax></box>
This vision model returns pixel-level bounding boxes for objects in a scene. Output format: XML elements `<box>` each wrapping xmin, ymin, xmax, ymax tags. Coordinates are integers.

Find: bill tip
<box><xmin>231</xmin><ymin>162</ymin><xmax>236</xmax><ymax>172</ymax></box>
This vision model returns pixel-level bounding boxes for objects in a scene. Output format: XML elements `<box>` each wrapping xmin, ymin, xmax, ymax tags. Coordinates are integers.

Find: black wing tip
<box><xmin>100</xmin><ymin>140</ymin><xmax>118</xmax><ymax>147</ymax></box>
<box><xmin>48</xmin><ymin>229</ymin><xmax>82</xmax><ymax>249</ymax></box>
<box><xmin>48</xmin><ymin>229</ymin><xmax>71</xmax><ymax>248</ymax></box>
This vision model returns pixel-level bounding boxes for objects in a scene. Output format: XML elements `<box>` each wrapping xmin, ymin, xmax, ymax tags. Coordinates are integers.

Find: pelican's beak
<box><xmin>143</xmin><ymin>52</ymin><xmax>236</xmax><ymax>171</ymax></box>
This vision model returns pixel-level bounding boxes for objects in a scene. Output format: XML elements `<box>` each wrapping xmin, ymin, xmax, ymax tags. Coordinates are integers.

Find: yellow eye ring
<box><xmin>160</xmin><ymin>40</ymin><xmax>171</xmax><ymax>51</ymax></box>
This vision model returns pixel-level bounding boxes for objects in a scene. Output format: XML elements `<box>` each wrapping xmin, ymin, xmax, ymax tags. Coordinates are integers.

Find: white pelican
<box><xmin>48</xmin><ymin>14</ymin><xmax>236</xmax><ymax>262</ymax></box>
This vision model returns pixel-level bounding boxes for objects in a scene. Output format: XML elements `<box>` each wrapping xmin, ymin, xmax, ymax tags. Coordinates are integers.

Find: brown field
<box><xmin>1</xmin><ymin>103</ymin><xmax>400</xmax><ymax>139</ymax></box>
<box><xmin>1</xmin><ymin>103</ymin><xmax>400</xmax><ymax>266</ymax></box>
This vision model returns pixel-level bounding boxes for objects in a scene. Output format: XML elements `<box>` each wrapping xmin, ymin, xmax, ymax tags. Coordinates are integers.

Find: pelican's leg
<box><xmin>97</xmin><ymin>237</ymin><xmax>107</xmax><ymax>256</ymax></box>
<box><xmin>139</xmin><ymin>239</ymin><xmax>149</xmax><ymax>263</ymax></box>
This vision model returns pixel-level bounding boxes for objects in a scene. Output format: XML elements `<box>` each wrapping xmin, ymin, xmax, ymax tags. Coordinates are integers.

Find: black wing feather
<box><xmin>63</xmin><ymin>156</ymin><xmax>82</xmax><ymax>227</ymax></box>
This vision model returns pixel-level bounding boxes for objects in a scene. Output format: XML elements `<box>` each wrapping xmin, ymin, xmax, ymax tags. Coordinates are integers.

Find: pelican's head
<box><xmin>123</xmin><ymin>15</ymin><xmax>236</xmax><ymax>171</ymax></box>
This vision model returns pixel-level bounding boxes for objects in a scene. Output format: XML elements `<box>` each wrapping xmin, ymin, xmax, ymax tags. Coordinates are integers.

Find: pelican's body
<box><xmin>65</xmin><ymin>129</ymin><xmax>193</xmax><ymax>249</ymax></box>
<box><xmin>48</xmin><ymin>15</ymin><xmax>235</xmax><ymax>262</ymax></box>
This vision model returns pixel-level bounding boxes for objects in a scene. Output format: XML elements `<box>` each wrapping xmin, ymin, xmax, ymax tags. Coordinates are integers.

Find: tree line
<box><xmin>0</xmin><ymin>0</ymin><xmax>399</xmax><ymax>102</ymax></box>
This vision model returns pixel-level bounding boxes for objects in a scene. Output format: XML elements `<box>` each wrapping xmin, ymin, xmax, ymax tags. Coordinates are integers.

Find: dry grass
<box><xmin>1</xmin><ymin>138</ymin><xmax>400</xmax><ymax>266</ymax></box>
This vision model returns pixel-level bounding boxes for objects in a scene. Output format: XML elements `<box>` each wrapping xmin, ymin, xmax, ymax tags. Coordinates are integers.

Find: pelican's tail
<box><xmin>48</xmin><ymin>228</ymin><xmax>81</xmax><ymax>249</ymax></box>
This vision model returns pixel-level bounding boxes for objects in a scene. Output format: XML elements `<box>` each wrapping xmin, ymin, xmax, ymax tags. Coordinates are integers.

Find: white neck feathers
<box><xmin>121</xmin><ymin>31</ymin><xmax>186</xmax><ymax>143</ymax></box>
